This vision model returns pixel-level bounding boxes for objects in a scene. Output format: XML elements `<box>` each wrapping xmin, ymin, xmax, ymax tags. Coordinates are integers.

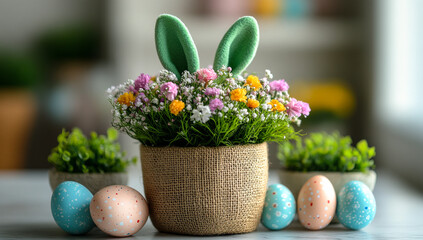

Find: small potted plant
<box><xmin>278</xmin><ymin>132</ymin><xmax>376</xmax><ymax>197</ymax></box>
<box><xmin>48</xmin><ymin>128</ymin><xmax>137</xmax><ymax>193</ymax></box>
<box><xmin>106</xmin><ymin>15</ymin><xmax>310</xmax><ymax>235</ymax></box>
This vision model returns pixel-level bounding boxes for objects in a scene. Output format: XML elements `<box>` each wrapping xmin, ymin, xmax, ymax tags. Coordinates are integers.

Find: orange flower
<box><xmin>246</xmin><ymin>99</ymin><xmax>260</xmax><ymax>109</ymax></box>
<box><xmin>244</xmin><ymin>75</ymin><xmax>263</xmax><ymax>91</ymax></box>
<box><xmin>230</xmin><ymin>88</ymin><xmax>247</xmax><ymax>102</ymax></box>
<box><xmin>268</xmin><ymin>99</ymin><xmax>286</xmax><ymax>112</ymax></box>
<box><xmin>169</xmin><ymin>100</ymin><xmax>185</xmax><ymax>116</ymax></box>
<box><xmin>117</xmin><ymin>92</ymin><xmax>136</xmax><ymax>106</ymax></box>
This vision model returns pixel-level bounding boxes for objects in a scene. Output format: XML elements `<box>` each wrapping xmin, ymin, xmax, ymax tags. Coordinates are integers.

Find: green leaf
<box><xmin>213</xmin><ymin>16</ymin><xmax>259</xmax><ymax>76</ymax></box>
<box><xmin>357</xmin><ymin>140</ymin><xmax>368</xmax><ymax>153</ymax></box>
<box><xmin>62</xmin><ymin>151</ymin><xmax>71</xmax><ymax>162</ymax></box>
<box><xmin>107</xmin><ymin>128</ymin><xmax>118</xmax><ymax>141</ymax></box>
<box><xmin>155</xmin><ymin>14</ymin><xmax>200</xmax><ymax>79</ymax></box>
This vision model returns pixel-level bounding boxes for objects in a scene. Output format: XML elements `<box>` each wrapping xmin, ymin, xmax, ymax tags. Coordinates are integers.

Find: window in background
<box><xmin>375</xmin><ymin>0</ymin><xmax>423</xmax><ymax>140</ymax></box>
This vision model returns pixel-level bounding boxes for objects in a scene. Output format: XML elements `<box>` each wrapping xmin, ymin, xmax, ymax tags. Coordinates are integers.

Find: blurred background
<box><xmin>0</xmin><ymin>0</ymin><xmax>422</xmax><ymax>189</ymax></box>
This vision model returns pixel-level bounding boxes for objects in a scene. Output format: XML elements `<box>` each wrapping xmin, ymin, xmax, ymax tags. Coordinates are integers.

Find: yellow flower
<box><xmin>245</xmin><ymin>75</ymin><xmax>263</xmax><ymax>91</ymax></box>
<box><xmin>246</xmin><ymin>99</ymin><xmax>260</xmax><ymax>109</ymax></box>
<box><xmin>230</xmin><ymin>88</ymin><xmax>247</xmax><ymax>102</ymax></box>
<box><xmin>169</xmin><ymin>100</ymin><xmax>185</xmax><ymax>116</ymax></box>
<box><xmin>268</xmin><ymin>99</ymin><xmax>286</xmax><ymax>112</ymax></box>
<box><xmin>150</xmin><ymin>76</ymin><xmax>157</xmax><ymax>81</ymax></box>
<box><xmin>117</xmin><ymin>92</ymin><xmax>136</xmax><ymax>106</ymax></box>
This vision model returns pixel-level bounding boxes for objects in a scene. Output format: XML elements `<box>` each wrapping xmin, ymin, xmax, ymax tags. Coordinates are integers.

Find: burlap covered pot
<box><xmin>140</xmin><ymin>142</ymin><xmax>268</xmax><ymax>235</ymax></box>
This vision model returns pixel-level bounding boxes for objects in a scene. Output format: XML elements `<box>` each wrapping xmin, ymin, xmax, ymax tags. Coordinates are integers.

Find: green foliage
<box><xmin>114</xmin><ymin>105</ymin><xmax>298</xmax><ymax>147</ymax></box>
<box><xmin>36</xmin><ymin>25</ymin><xmax>100</xmax><ymax>62</ymax></box>
<box><xmin>0</xmin><ymin>52</ymin><xmax>40</xmax><ymax>88</ymax></box>
<box><xmin>48</xmin><ymin>128</ymin><xmax>137</xmax><ymax>173</ymax></box>
<box><xmin>278</xmin><ymin>132</ymin><xmax>375</xmax><ymax>173</ymax></box>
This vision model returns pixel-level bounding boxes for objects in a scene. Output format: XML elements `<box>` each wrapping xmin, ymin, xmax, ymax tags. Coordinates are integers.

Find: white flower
<box><xmin>228</xmin><ymin>103</ymin><xmax>234</xmax><ymax>109</ymax></box>
<box><xmin>222</xmin><ymin>107</ymin><xmax>229</xmax><ymax>112</ymax></box>
<box><xmin>186</xmin><ymin>104</ymin><xmax>192</xmax><ymax>111</ymax></box>
<box><xmin>218</xmin><ymin>112</ymin><xmax>223</xmax><ymax>117</ymax></box>
<box><xmin>252</xmin><ymin>113</ymin><xmax>258</xmax><ymax>118</ymax></box>
<box><xmin>152</xmin><ymin>98</ymin><xmax>159</xmax><ymax>104</ymax></box>
<box><xmin>240</xmin><ymin>109</ymin><xmax>248</xmax><ymax>115</ymax></box>
<box><xmin>260</xmin><ymin>114</ymin><xmax>265</xmax><ymax>121</ymax></box>
<box><xmin>190</xmin><ymin>105</ymin><xmax>212</xmax><ymax>123</ymax></box>
<box><xmin>265</xmin><ymin>69</ymin><xmax>273</xmax><ymax>79</ymax></box>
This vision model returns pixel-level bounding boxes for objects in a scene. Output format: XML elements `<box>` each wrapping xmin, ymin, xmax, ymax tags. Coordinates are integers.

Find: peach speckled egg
<box><xmin>297</xmin><ymin>175</ymin><xmax>336</xmax><ymax>230</ymax></box>
<box><xmin>90</xmin><ymin>185</ymin><xmax>148</xmax><ymax>237</ymax></box>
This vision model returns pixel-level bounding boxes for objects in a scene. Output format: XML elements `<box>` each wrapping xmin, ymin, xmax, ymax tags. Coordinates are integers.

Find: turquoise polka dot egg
<box><xmin>261</xmin><ymin>183</ymin><xmax>296</xmax><ymax>230</ymax></box>
<box><xmin>336</xmin><ymin>181</ymin><xmax>376</xmax><ymax>230</ymax></box>
<box><xmin>51</xmin><ymin>181</ymin><xmax>95</xmax><ymax>235</ymax></box>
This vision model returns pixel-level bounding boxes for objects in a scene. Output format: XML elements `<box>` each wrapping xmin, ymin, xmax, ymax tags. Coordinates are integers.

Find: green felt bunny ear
<box><xmin>155</xmin><ymin>14</ymin><xmax>200</xmax><ymax>79</ymax></box>
<box><xmin>213</xmin><ymin>16</ymin><xmax>259</xmax><ymax>76</ymax></box>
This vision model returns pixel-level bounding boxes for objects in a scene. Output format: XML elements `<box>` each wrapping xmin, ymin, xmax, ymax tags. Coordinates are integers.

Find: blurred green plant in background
<box><xmin>48</xmin><ymin>128</ymin><xmax>136</xmax><ymax>173</ymax></box>
<box><xmin>278</xmin><ymin>132</ymin><xmax>375</xmax><ymax>173</ymax></box>
<box><xmin>0</xmin><ymin>52</ymin><xmax>41</xmax><ymax>88</ymax></box>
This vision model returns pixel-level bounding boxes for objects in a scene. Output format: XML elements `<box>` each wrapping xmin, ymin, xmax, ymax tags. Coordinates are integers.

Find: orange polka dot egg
<box><xmin>90</xmin><ymin>185</ymin><xmax>148</xmax><ymax>237</ymax></box>
<box><xmin>297</xmin><ymin>175</ymin><xmax>336</xmax><ymax>230</ymax></box>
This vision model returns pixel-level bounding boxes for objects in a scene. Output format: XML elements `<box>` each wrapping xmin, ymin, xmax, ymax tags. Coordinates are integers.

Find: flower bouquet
<box><xmin>107</xmin><ymin>14</ymin><xmax>310</xmax><ymax>235</ymax></box>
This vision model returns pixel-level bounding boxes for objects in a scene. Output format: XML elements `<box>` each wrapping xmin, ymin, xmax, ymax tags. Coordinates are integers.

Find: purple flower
<box><xmin>209</xmin><ymin>98</ymin><xmax>224</xmax><ymax>112</ymax></box>
<box><xmin>134</xmin><ymin>73</ymin><xmax>151</xmax><ymax>92</ymax></box>
<box><xmin>286</xmin><ymin>98</ymin><xmax>311</xmax><ymax>117</ymax></box>
<box><xmin>138</xmin><ymin>92</ymin><xmax>148</xmax><ymax>101</ymax></box>
<box><xmin>160</xmin><ymin>82</ymin><xmax>178</xmax><ymax>101</ymax></box>
<box><xmin>197</xmin><ymin>68</ymin><xmax>217</xmax><ymax>83</ymax></box>
<box><xmin>269</xmin><ymin>79</ymin><xmax>289</xmax><ymax>92</ymax></box>
<box><xmin>204</xmin><ymin>87</ymin><xmax>222</xmax><ymax>96</ymax></box>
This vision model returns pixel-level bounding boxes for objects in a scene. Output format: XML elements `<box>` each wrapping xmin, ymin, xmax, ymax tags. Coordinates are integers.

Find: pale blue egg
<box><xmin>261</xmin><ymin>184</ymin><xmax>296</xmax><ymax>230</ymax></box>
<box><xmin>336</xmin><ymin>181</ymin><xmax>376</xmax><ymax>230</ymax></box>
<box><xmin>51</xmin><ymin>181</ymin><xmax>95</xmax><ymax>234</ymax></box>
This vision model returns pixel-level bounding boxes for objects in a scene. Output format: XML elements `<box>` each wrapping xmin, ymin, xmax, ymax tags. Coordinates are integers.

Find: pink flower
<box><xmin>300</xmin><ymin>101</ymin><xmax>311</xmax><ymax>116</ymax></box>
<box><xmin>134</xmin><ymin>73</ymin><xmax>151</xmax><ymax>92</ymax></box>
<box><xmin>209</xmin><ymin>98</ymin><xmax>224</xmax><ymax>112</ymax></box>
<box><xmin>269</xmin><ymin>79</ymin><xmax>289</xmax><ymax>92</ymax></box>
<box><xmin>160</xmin><ymin>82</ymin><xmax>178</xmax><ymax>101</ymax></box>
<box><xmin>197</xmin><ymin>68</ymin><xmax>217</xmax><ymax>83</ymax></box>
<box><xmin>286</xmin><ymin>98</ymin><xmax>311</xmax><ymax>117</ymax></box>
<box><xmin>204</xmin><ymin>87</ymin><xmax>222</xmax><ymax>96</ymax></box>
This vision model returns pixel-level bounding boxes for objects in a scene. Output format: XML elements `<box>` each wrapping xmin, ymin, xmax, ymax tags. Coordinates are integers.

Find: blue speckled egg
<box><xmin>261</xmin><ymin>184</ymin><xmax>296</xmax><ymax>230</ymax></box>
<box><xmin>51</xmin><ymin>181</ymin><xmax>95</xmax><ymax>234</ymax></box>
<box><xmin>336</xmin><ymin>181</ymin><xmax>376</xmax><ymax>230</ymax></box>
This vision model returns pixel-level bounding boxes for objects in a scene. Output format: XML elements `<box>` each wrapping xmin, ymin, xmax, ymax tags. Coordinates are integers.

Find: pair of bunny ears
<box><xmin>155</xmin><ymin>14</ymin><xmax>259</xmax><ymax>79</ymax></box>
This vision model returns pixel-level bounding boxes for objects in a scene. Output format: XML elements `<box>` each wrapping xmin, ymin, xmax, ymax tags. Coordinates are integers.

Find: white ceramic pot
<box><xmin>278</xmin><ymin>169</ymin><xmax>377</xmax><ymax>198</ymax></box>
<box><xmin>48</xmin><ymin>168</ymin><xmax>129</xmax><ymax>194</ymax></box>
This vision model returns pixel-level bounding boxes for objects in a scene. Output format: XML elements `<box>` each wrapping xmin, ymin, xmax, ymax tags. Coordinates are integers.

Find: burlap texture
<box><xmin>140</xmin><ymin>143</ymin><xmax>268</xmax><ymax>235</ymax></box>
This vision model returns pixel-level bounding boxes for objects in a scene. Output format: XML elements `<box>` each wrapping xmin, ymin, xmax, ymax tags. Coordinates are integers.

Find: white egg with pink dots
<box><xmin>90</xmin><ymin>185</ymin><xmax>148</xmax><ymax>237</ymax></box>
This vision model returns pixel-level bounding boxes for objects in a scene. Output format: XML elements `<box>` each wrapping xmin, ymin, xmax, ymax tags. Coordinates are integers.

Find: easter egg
<box><xmin>337</xmin><ymin>181</ymin><xmax>376</xmax><ymax>230</ymax></box>
<box><xmin>297</xmin><ymin>175</ymin><xmax>336</xmax><ymax>230</ymax></box>
<box><xmin>90</xmin><ymin>185</ymin><xmax>149</xmax><ymax>237</ymax></box>
<box><xmin>261</xmin><ymin>184</ymin><xmax>296</xmax><ymax>230</ymax></box>
<box><xmin>51</xmin><ymin>181</ymin><xmax>95</xmax><ymax>235</ymax></box>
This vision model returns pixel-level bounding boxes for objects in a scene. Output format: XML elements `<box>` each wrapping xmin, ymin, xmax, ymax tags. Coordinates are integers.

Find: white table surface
<box><xmin>0</xmin><ymin>169</ymin><xmax>422</xmax><ymax>239</ymax></box>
